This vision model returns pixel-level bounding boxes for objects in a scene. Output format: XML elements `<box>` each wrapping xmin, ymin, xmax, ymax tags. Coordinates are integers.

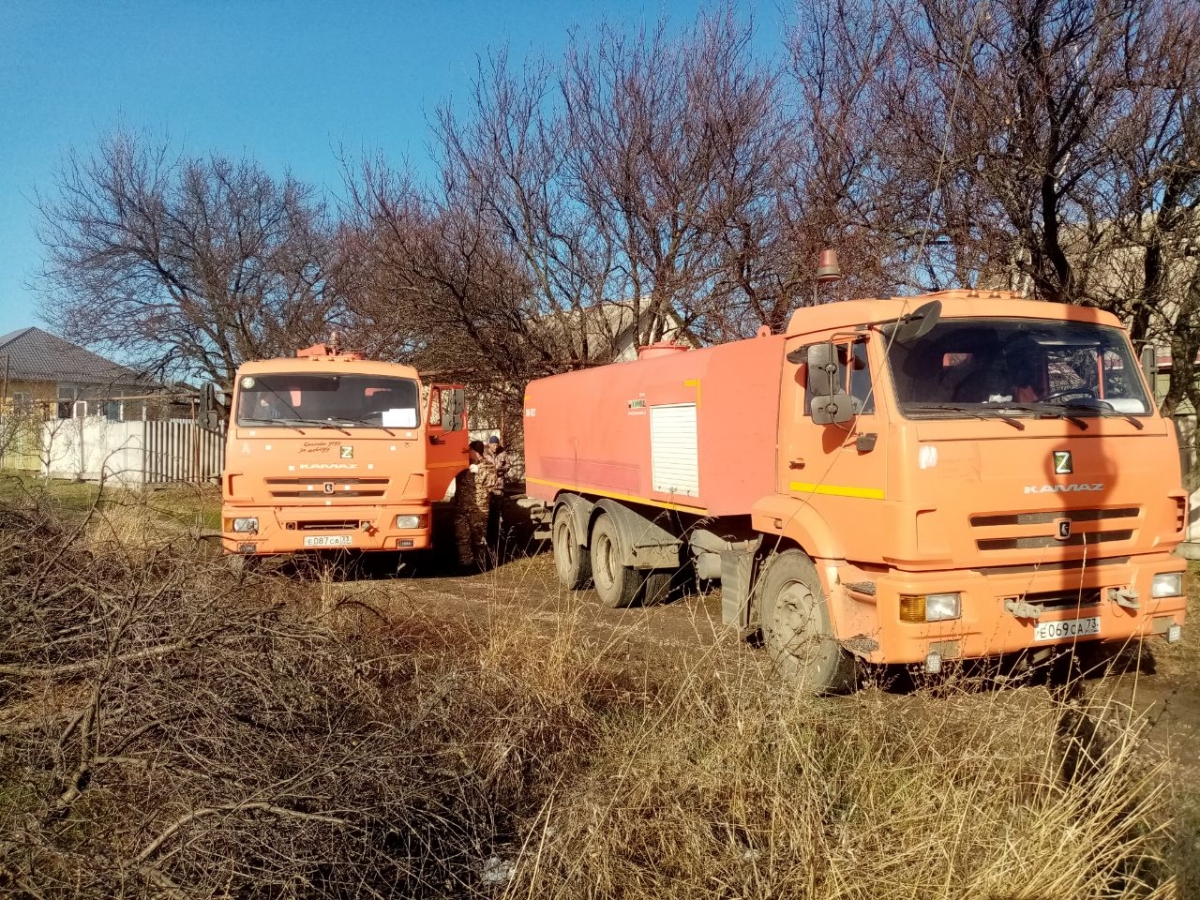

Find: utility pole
<box><xmin>0</xmin><ymin>354</ymin><xmax>9</xmax><ymax>470</ymax></box>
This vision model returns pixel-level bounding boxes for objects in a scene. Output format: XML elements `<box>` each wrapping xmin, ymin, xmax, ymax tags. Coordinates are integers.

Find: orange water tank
<box><xmin>636</xmin><ymin>342</ymin><xmax>691</xmax><ymax>360</ymax></box>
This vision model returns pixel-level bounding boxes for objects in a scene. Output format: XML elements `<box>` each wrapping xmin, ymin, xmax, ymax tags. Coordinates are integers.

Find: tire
<box><xmin>552</xmin><ymin>503</ymin><xmax>592</xmax><ymax>589</ymax></box>
<box><xmin>590</xmin><ymin>513</ymin><xmax>640</xmax><ymax>608</ymax></box>
<box><xmin>227</xmin><ymin>552</ymin><xmax>261</xmax><ymax>574</ymax></box>
<box><xmin>640</xmin><ymin>570</ymin><xmax>674</xmax><ymax>607</ymax></box>
<box><xmin>362</xmin><ymin>550</ymin><xmax>403</xmax><ymax>580</ymax></box>
<box><xmin>758</xmin><ymin>549</ymin><xmax>855</xmax><ymax>693</ymax></box>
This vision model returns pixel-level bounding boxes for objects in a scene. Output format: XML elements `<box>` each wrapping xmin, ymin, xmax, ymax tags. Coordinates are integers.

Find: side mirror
<box><xmin>442</xmin><ymin>388</ymin><xmax>466</xmax><ymax>432</ymax></box>
<box><xmin>806</xmin><ymin>343</ymin><xmax>840</xmax><ymax>396</ymax></box>
<box><xmin>806</xmin><ymin>343</ymin><xmax>855</xmax><ymax>425</ymax></box>
<box><xmin>812</xmin><ymin>394</ymin><xmax>855</xmax><ymax>426</ymax></box>
<box><xmin>1140</xmin><ymin>344</ymin><xmax>1157</xmax><ymax>388</ymax></box>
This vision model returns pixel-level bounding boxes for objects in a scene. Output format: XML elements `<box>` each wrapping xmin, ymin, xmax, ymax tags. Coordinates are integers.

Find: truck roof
<box><xmin>785</xmin><ymin>290</ymin><xmax>1123</xmax><ymax>337</ymax></box>
<box><xmin>234</xmin><ymin>356</ymin><xmax>421</xmax><ymax>380</ymax></box>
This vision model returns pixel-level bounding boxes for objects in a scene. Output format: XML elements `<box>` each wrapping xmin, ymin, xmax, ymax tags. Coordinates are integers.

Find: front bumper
<box><xmin>831</xmin><ymin>552</ymin><xmax>1188</xmax><ymax>665</ymax></box>
<box><xmin>220</xmin><ymin>503</ymin><xmax>432</xmax><ymax>555</ymax></box>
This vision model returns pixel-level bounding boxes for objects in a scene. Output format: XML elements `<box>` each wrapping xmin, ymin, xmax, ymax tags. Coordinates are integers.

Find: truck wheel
<box><xmin>758</xmin><ymin>549</ymin><xmax>854</xmax><ymax>693</ymax></box>
<box><xmin>227</xmin><ymin>553</ymin><xmax>261</xmax><ymax>574</ymax></box>
<box><xmin>552</xmin><ymin>504</ymin><xmax>592</xmax><ymax>589</ymax></box>
<box><xmin>590</xmin><ymin>513</ymin><xmax>639</xmax><ymax>608</ymax></box>
<box><xmin>640</xmin><ymin>570</ymin><xmax>673</xmax><ymax>607</ymax></box>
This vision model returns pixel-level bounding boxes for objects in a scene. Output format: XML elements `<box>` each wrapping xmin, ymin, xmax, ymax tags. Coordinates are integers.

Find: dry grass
<box><xmin>499</xmin><ymin>667</ymin><xmax>1175</xmax><ymax>900</ymax></box>
<box><xmin>0</xmin><ymin>487</ymin><xmax>1191</xmax><ymax>898</ymax></box>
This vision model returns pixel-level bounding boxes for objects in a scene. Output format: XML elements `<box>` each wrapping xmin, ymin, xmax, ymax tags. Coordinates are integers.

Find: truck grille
<box><xmin>970</xmin><ymin>507</ymin><xmax>1139</xmax><ymax>552</ymax></box>
<box><xmin>265</xmin><ymin>477</ymin><xmax>389</xmax><ymax>499</ymax></box>
<box><xmin>285</xmin><ymin>520</ymin><xmax>365</xmax><ymax>531</ymax></box>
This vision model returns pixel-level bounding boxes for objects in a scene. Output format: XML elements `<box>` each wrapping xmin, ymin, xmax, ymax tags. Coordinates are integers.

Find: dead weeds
<box><xmin>0</xmin><ymin>487</ymin><xmax>1190</xmax><ymax>898</ymax></box>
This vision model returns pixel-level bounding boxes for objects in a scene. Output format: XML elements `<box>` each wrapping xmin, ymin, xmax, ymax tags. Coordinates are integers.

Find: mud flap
<box><xmin>720</xmin><ymin>540</ymin><xmax>761</xmax><ymax>630</ymax></box>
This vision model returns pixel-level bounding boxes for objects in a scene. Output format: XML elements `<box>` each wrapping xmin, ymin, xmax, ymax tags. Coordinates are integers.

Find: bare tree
<box><xmin>872</xmin><ymin>0</ymin><xmax>1200</xmax><ymax>414</ymax></box>
<box><xmin>1096</xmin><ymin>1</ymin><xmax>1200</xmax><ymax>417</ymax></box>
<box><xmin>37</xmin><ymin>130</ymin><xmax>343</xmax><ymax>391</ymax></box>
<box><xmin>345</xmin><ymin>158</ymin><xmax>545</xmax><ymax>380</ymax></box>
<box><xmin>345</xmin><ymin>0</ymin><xmax>1199</xmax><ymax>426</ymax></box>
<box><xmin>772</xmin><ymin>0</ymin><xmax>910</xmax><ymax>313</ymax></box>
<box><xmin>560</xmin><ymin>11</ymin><xmax>786</xmax><ymax>343</ymax></box>
<box><xmin>433</xmin><ymin>50</ymin><xmax>617</xmax><ymax>369</ymax></box>
<box><xmin>878</xmin><ymin>0</ymin><xmax>1180</xmax><ymax>295</ymax></box>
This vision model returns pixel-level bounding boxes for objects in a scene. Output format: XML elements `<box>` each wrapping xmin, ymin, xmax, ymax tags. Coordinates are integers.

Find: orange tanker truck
<box><xmin>221</xmin><ymin>339</ymin><xmax>468</xmax><ymax>563</ymax></box>
<box><xmin>523</xmin><ymin>290</ymin><xmax>1188</xmax><ymax>690</ymax></box>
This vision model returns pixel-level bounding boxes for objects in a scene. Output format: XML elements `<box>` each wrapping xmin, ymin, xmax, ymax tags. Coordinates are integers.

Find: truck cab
<box><xmin>221</xmin><ymin>341</ymin><xmax>467</xmax><ymax>560</ymax></box>
<box><xmin>763</xmin><ymin>291</ymin><xmax>1188</xmax><ymax>675</ymax></box>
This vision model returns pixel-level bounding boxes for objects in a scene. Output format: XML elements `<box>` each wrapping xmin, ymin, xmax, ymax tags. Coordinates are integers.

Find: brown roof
<box><xmin>0</xmin><ymin>327</ymin><xmax>149</xmax><ymax>387</ymax></box>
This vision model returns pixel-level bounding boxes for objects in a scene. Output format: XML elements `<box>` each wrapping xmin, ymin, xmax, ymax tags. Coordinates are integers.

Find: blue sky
<box><xmin>0</xmin><ymin>0</ymin><xmax>775</xmax><ymax>335</ymax></box>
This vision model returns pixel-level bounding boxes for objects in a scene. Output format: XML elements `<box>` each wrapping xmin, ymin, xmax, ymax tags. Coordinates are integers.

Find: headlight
<box><xmin>1151</xmin><ymin>573</ymin><xmax>1182</xmax><ymax>599</ymax></box>
<box><xmin>232</xmin><ymin>517</ymin><xmax>259</xmax><ymax>533</ymax></box>
<box><xmin>925</xmin><ymin>593</ymin><xmax>961</xmax><ymax>621</ymax></box>
<box><xmin>395</xmin><ymin>515</ymin><xmax>425</xmax><ymax>530</ymax></box>
<box><xmin>900</xmin><ymin>592</ymin><xmax>961</xmax><ymax>622</ymax></box>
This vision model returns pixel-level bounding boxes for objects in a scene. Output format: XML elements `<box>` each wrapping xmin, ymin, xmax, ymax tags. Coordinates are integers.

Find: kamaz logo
<box><xmin>298</xmin><ymin>464</ymin><xmax>359</xmax><ymax>470</ymax></box>
<box><xmin>1023</xmin><ymin>483</ymin><xmax>1104</xmax><ymax>494</ymax></box>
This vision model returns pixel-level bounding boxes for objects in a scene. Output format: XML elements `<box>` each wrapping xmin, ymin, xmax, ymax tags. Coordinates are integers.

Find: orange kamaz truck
<box><xmin>221</xmin><ymin>340</ymin><xmax>468</xmax><ymax>562</ymax></box>
<box><xmin>524</xmin><ymin>290</ymin><xmax>1188</xmax><ymax>690</ymax></box>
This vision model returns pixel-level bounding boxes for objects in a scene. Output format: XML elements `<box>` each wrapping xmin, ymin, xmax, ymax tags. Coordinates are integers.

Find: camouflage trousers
<box><xmin>455</xmin><ymin>505</ymin><xmax>489</xmax><ymax>568</ymax></box>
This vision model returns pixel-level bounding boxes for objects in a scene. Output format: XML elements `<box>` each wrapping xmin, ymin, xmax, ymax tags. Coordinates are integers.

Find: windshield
<box><xmin>887</xmin><ymin>318</ymin><xmax>1151</xmax><ymax>418</ymax></box>
<box><xmin>235</xmin><ymin>372</ymin><xmax>421</xmax><ymax>429</ymax></box>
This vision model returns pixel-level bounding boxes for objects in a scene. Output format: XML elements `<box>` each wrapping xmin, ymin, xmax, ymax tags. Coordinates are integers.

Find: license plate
<box><xmin>303</xmin><ymin>535</ymin><xmax>352</xmax><ymax>548</ymax></box>
<box><xmin>1034</xmin><ymin>616</ymin><xmax>1101</xmax><ymax>641</ymax></box>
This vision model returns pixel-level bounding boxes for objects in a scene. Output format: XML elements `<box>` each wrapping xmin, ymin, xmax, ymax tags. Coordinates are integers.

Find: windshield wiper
<box><xmin>238</xmin><ymin>416</ymin><xmax>305</xmax><ymax>433</ymax></box>
<box><xmin>1053</xmin><ymin>402</ymin><xmax>1144</xmax><ymax>430</ymax></box>
<box><xmin>989</xmin><ymin>402</ymin><xmax>1088</xmax><ymax>430</ymax></box>
<box><xmin>329</xmin><ymin>416</ymin><xmax>396</xmax><ymax>435</ymax></box>
<box><xmin>905</xmin><ymin>403</ymin><xmax>1025</xmax><ymax>430</ymax></box>
<box><xmin>290</xmin><ymin>418</ymin><xmax>352</xmax><ymax>435</ymax></box>
<box><xmin>905</xmin><ymin>402</ymin><xmax>984</xmax><ymax>418</ymax></box>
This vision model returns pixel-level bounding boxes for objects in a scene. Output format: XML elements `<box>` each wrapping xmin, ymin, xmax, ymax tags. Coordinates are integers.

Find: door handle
<box><xmin>789</xmin><ymin>458</ymin><xmax>805</xmax><ymax>469</ymax></box>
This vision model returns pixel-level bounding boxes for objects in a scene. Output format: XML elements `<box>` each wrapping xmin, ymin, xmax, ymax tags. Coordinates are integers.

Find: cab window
<box><xmin>847</xmin><ymin>342</ymin><xmax>875</xmax><ymax>414</ymax></box>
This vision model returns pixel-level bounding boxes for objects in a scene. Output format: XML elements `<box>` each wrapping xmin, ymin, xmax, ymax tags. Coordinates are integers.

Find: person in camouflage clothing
<box><xmin>455</xmin><ymin>440</ymin><xmax>499</xmax><ymax>571</ymax></box>
<box><xmin>484</xmin><ymin>435</ymin><xmax>509</xmax><ymax>550</ymax></box>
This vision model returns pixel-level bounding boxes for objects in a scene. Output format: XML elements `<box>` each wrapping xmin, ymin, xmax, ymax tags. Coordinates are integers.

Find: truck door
<box><xmin>780</xmin><ymin>336</ymin><xmax>888</xmax><ymax>561</ymax></box>
<box><xmin>425</xmin><ymin>384</ymin><xmax>469</xmax><ymax>501</ymax></box>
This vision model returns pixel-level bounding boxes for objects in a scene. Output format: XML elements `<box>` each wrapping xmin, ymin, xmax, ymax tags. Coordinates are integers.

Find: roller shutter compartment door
<box><xmin>650</xmin><ymin>403</ymin><xmax>699</xmax><ymax>497</ymax></box>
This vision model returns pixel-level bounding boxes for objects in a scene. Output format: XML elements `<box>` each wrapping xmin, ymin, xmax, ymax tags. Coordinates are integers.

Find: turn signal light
<box><xmin>900</xmin><ymin>593</ymin><xmax>962</xmax><ymax>622</ymax></box>
<box><xmin>900</xmin><ymin>594</ymin><xmax>925</xmax><ymax>622</ymax></box>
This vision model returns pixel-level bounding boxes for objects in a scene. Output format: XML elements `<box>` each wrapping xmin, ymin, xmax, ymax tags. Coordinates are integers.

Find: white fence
<box><xmin>40</xmin><ymin>418</ymin><xmax>225</xmax><ymax>486</ymax></box>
